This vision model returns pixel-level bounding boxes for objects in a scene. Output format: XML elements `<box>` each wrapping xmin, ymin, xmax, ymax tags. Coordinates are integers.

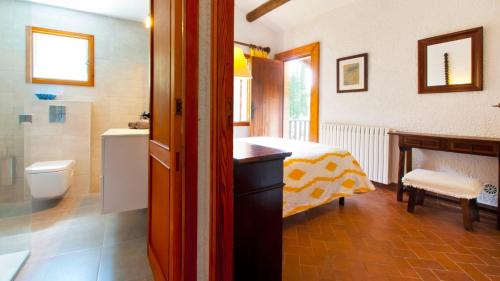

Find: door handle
<box><xmin>492</xmin><ymin>103</ymin><xmax>500</xmax><ymax>108</ymax></box>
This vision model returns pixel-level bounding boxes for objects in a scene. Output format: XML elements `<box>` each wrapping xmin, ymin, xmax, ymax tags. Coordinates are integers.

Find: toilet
<box><xmin>25</xmin><ymin>160</ymin><xmax>75</xmax><ymax>199</ymax></box>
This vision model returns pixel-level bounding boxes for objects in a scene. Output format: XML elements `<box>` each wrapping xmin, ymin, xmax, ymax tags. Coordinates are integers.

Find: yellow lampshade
<box><xmin>234</xmin><ymin>46</ymin><xmax>251</xmax><ymax>78</ymax></box>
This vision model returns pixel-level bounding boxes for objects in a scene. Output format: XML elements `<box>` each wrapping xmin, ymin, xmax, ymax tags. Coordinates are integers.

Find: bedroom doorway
<box><xmin>276</xmin><ymin>42</ymin><xmax>320</xmax><ymax>142</ymax></box>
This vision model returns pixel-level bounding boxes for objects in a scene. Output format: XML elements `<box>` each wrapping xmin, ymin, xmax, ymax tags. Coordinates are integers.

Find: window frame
<box><xmin>26</xmin><ymin>26</ymin><xmax>95</xmax><ymax>87</ymax></box>
<box><xmin>233</xmin><ymin>77</ymin><xmax>251</xmax><ymax>126</ymax></box>
<box><xmin>275</xmin><ymin>42</ymin><xmax>320</xmax><ymax>142</ymax></box>
<box><xmin>233</xmin><ymin>54</ymin><xmax>252</xmax><ymax>127</ymax></box>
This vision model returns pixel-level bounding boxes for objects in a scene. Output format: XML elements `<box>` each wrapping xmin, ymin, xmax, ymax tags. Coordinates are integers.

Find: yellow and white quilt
<box><xmin>238</xmin><ymin>137</ymin><xmax>376</xmax><ymax>217</ymax></box>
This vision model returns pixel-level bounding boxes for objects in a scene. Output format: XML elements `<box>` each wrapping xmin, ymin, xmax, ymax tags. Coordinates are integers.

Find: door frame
<box><xmin>275</xmin><ymin>42</ymin><xmax>320</xmax><ymax>142</ymax></box>
<box><xmin>147</xmin><ymin>0</ymin><xmax>198</xmax><ymax>280</ymax></box>
<box><xmin>209</xmin><ymin>0</ymin><xmax>234</xmax><ymax>280</ymax></box>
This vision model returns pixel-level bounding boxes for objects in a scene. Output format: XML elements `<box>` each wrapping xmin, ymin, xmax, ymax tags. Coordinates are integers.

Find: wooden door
<box><xmin>249</xmin><ymin>57</ymin><xmax>284</xmax><ymax>137</ymax></box>
<box><xmin>148</xmin><ymin>0</ymin><xmax>183</xmax><ymax>280</ymax></box>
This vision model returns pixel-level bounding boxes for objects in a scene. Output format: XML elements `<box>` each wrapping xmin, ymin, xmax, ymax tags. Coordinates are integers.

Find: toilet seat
<box><xmin>25</xmin><ymin>160</ymin><xmax>75</xmax><ymax>199</ymax></box>
<box><xmin>26</xmin><ymin>160</ymin><xmax>75</xmax><ymax>174</ymax></box>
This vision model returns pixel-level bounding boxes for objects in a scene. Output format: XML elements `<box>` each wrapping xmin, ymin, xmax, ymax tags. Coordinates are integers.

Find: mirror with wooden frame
<box><xmin>418</xmin><ymin>27</ymin><xmax>483</xmax><ymax>94</ymax></box>
<box><xmin>27</xmin><ymin>26</ymin><xmax>95</xmax><ymax>87</ymax></box>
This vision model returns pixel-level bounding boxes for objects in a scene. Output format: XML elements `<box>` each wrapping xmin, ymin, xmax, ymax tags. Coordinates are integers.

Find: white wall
<box><xmin>234</xmin><ymin>5</ymin><xmax>283</xmax><ymax>138</ymax></box>
<box><xmin>234</xmin><ymin>5</ymin><xmax>282</xmax><ymax>57</ymax></box>
<box><xmin>197</xmin><ymin>0</ymin><xmax>211</xmax><ymax>280</ymax></box>
<box><xmin>279</xmin><ymin>0</ymin><xmax>500</xmax><ymax>189</ymax></box>
<box><xmin>0</xmin><ymin>0</ymin><xmax>149</xmax><ymax>192</ymax></box>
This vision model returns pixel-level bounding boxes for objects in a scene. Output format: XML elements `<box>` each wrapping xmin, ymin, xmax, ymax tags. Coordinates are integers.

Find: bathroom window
<box><xmin>27</xmin><ymin>26</ymin><xmax>94</xmax><ymax>87</ymax></box>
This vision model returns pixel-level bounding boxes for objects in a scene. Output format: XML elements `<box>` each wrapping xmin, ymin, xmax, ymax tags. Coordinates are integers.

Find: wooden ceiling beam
<box><xmin>246</xmin><ymin>0</ymin><xmax>290</xmax><ymax>22</ymax></box>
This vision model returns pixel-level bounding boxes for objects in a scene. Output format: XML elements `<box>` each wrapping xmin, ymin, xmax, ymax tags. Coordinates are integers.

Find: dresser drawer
<box><xmin>403</xmin><ymin>137</ymin><xmax>442</xmax><ymax>150</ymax></box>
<box><xmin>449</xmin><ymin>141</ymin><xmax>473</xmax><ymax>153</ymax></box>
<box><xmin>234</xmin><ymin>159</ymin><xmax>285</xmax><ymax>195</ymax></box>
<box><xmin>448</xmin><ymin>141</ymin><xmax>498</xmax><ymax>156</ymax></box>
<box><xmin>472</xmin><ymin>143</ymin><xmax>498</xmax><ymax>155</ymax></box>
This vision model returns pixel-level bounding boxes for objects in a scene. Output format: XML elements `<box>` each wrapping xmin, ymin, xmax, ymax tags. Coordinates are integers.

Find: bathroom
<box><xmin>0</xmin><ymin>0</ymin><xmax>152</xmax><ymax>280</ymax></box>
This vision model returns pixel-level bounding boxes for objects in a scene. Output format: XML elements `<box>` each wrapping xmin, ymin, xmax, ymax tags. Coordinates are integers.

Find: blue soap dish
<box><xmin>34</xmin><ymin>93</ymin><xmax>57</xmax><ymax>100</ymax></box>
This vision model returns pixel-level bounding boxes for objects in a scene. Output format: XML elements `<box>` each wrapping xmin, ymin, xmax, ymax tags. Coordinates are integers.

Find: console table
<box><xmin>389</xmin><ymin>131</ymin><xmax>500</xmax><ymax>229</ymax></box>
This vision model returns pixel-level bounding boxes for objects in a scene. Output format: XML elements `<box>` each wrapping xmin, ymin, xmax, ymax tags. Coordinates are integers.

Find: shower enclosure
<box><xmin>0</xmin><ymin>0</ymin><xmax>32</xmax><ymax>279</ymax></box>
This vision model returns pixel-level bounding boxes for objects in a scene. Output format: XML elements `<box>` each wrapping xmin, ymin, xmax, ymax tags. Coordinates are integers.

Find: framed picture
<box><xmin>337</xmin><ymin>53</ymin><xmax>368</xmax><ymax>93</ymax></box>
<box><xmin>418</xmin><ymin>27</ymin><xmax>483</xmax><ymax>94</ymax></box>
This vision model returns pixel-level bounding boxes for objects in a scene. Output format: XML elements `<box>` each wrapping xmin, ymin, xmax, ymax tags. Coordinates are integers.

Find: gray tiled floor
<box><xmin>0</xmin><ymin>190</ymin><xmax>152</xmax><ymax>281</ymax></box>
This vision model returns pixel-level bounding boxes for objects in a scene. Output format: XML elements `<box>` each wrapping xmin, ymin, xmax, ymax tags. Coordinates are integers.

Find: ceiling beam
<box><xmin>246</xmin><ymin>0</ymin><xmax>290</xmax><ymax>22</ymax></box>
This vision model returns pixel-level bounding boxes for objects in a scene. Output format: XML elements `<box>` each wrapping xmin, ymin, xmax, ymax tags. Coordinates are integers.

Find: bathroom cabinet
<box><xmin>101</xmin><ymin>128</ymin><xmax>149</xmax><ymax>214</ymax></box>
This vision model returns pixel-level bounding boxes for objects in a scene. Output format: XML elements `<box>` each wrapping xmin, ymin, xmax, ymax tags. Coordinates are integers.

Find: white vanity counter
<box><xmin>101</xmin><ymin>128</ymin><xmax>149</xmax><ymax>137</ymax></box>
<box><xmin>101</xmin><ymin>128</ymin><xmax>149</xmax><ymax>214</ymax></box>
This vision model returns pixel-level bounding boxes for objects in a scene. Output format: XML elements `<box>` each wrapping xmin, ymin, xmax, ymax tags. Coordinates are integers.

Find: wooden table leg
<box><xmin>397</xmin><ymin>145</ymin><xmax>405</xmax><ymax>202</ymax></box>
<box><xmin>406</xmin><ymin>148</ymin><xmax>412</xmax><ymax>173</ymax></box>
<box><xmin>497</xmin><ymin>156</ymin><xmax>499</xmax><ymax>230</ymax></box>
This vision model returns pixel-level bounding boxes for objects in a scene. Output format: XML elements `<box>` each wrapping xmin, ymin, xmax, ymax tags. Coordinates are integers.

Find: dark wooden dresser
<box><xmin>233</xmin><ymin>141</ymin><xmax>291</xmax><ymax>281</ymax></box>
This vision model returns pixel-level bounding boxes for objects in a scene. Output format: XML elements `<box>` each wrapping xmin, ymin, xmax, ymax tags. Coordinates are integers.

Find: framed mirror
<box><xmin>418</xmin><ymin>27</ymin><xmax>482</xmax><ymax>94</ymax></box>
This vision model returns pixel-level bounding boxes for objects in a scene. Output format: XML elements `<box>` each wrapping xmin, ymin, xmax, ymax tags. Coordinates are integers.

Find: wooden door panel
<box><xmin>250</xmin><ymin>57</ymin><xmax>284</xmax><ymax>137</ymax></box>
<box><xmin>151</xmin><ymin>0</ymin><xmax>171</xmax><ymax>145</ymax></box>
<box><xmin>150</xmin><ymin>158</ymin><xmax>171</xmax><ymax>272</ymax></box>
<box><xmin>148</xmin><ymin>0</ymin><xmax>181</xmax><ymax>280</ymax></box>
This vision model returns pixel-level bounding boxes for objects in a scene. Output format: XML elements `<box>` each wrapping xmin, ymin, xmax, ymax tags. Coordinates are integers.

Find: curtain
<box><xmin>250</xmin><ymin>46</ymin><xmax>268</xmax><ymax>58</ymax></box>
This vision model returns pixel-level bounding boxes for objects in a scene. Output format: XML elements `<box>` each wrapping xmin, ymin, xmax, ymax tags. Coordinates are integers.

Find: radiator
<box><xmin>320</xmin><ymin>123</ymin><xmax>391</xmax><ymax>184</ymax></box>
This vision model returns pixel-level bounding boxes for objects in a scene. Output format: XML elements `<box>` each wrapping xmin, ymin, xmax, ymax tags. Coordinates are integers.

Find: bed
<box><xmin>237</xmin><ymin>137</ymin><xmax>376</xmax><ymax>217</ymax></box>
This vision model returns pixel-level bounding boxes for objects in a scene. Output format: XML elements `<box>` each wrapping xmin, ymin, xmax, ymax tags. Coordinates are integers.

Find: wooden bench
<box><xmin>402</xmin><ymin>169</ymin><xmax>483</xmax><ymax>231</ymax></box>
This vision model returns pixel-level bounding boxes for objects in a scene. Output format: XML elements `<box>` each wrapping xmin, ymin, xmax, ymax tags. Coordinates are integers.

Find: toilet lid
<box><xmin>26</xmin><ymin>160</ymin><xmax>75</xmax><ymax>174</ymax></box>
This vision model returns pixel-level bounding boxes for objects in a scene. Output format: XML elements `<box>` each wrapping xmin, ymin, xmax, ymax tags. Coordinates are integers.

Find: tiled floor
<box><xmin>283</xmin><ymin>185</ymin><xmax>500</xmax><ymax>281</ymax></box>
<box><xmin>3</xmin><ymin>183</ymin><xmax>500</xmax><ymax>280</ymax></box>
<box><xmin>0</xmin><ymin>183</ymin><xmax>152</xmax><ymax>281</ymax></box>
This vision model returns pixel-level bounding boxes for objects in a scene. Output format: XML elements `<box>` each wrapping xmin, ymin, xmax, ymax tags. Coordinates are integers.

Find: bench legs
<box><xmin>407</xmin><ymin>187</ymin><xmax>417</xmax><ymax>213</ymax></box>
<box><xmin>407</xmin><ymin>186</ymin><xmax>480</xmax><ymax>232</ymax></box>
<box><xmin>407</xmin><ymin>187</ymin><xmax>426</xmax><ymax>213</ymax></box>
<box><xmin>460</xmin><ymin>199</ymin><xmax>474</xmax><ymax>231</ymax></box>
<box><xmin>471</xmin><ymin>198</ymin><xmax>480</xmax><ymax>222</ymax></box>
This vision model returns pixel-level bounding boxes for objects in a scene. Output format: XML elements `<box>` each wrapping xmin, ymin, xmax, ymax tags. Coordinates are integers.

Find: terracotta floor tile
<box><xmin>282</xmin><ymin>186</ymin><xmax>500</xmax><ymax>281</ymax></box>
<box><xmin>413</xmin><ymin>268</ymin><xmax>439</xmax><ymax>281</ymax></box>
<box><xmin>429</xmin><ymin>251</ymin><xmax>461</xmax><ymax>271</ymax></box>
<box><xmin>445</xmin><ymin>253</ymin><xmax>486</xmax><ymax>265</ymax></box>
<box><xmin>473</xmin><ymin>264</ymin><xmax>500</xmax><ymax>276</ymax></box>
<box><xmin>394</xmin><ymin>258</ymin><xmax>420</xmax><ymax>279</ymax></box>
<box><xmin>431</xmin><ymin>269</ymin><xmax>474</xmax><ymax>281</ymax></box>
<box><xmin>468</xmin><ymin>248</ymin><xmax>500</xmax><ymax>266</ymax></box>
<box><xmin>406</xmin><ymin>243</ymin><xmax>433</xmax><ymax>259</ymax></box>
<box><xmin>391</xmin><ymin>249</ymin><xmax>418</xmax><ymax>259</ymax></box>
<box><xmin>284</xmin><ymin>254</ymin><xmax>300</xmax><ymax>268</ymax></box>
<box><xmin>364</xmin><ymin>262</ymin><xmax>401</xmax><ymax>276</ymax></box>
<box><xmin>456</xmin><ymin>263</ymin><xmax>492</xmax><ymax>281</ymax></box>
<box><xmin>405</xmin><ymin>258</ymin><xmax>444</xmax><ymax>270</ymax></box>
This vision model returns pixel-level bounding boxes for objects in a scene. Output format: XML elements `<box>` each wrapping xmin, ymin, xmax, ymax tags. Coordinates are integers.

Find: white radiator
<box><xmin>320</xmin><ymin>123</ymin><xmax>391</xmax><ymax>184</ymax></box>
